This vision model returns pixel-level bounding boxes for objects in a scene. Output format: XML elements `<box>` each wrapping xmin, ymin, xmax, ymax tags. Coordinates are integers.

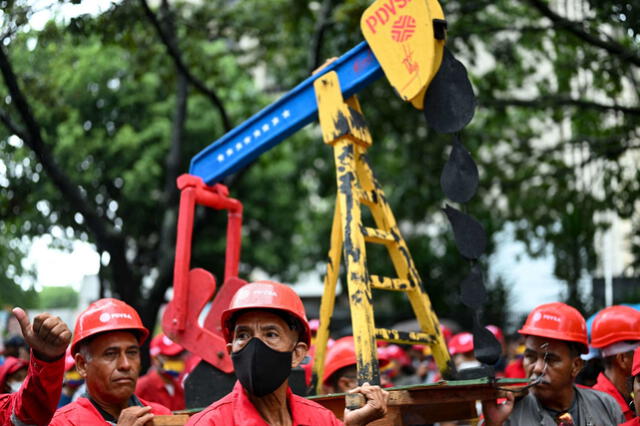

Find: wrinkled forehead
<box><xmin>524</xmin><ymin>335</ymin><xmax>571</xmax><ymax>357</ymax></box>
<box><xmin>88</xmin><ymin>330</ymin><xmax>140</xmax><ymax>352</ymax></box>
<box><xmin>234</xmin><ymin>310</ymin><xmax>290</xmax><ymax>330</ymax></box>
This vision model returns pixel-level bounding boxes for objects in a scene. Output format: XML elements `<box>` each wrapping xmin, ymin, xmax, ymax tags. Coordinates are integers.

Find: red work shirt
<box><xmin>592</xmin><ymin>372</ymin><xmax>635</xmax><ymax>421</ymax></box>
<box><xmin>187</xmin><ymin>381</ymin><xmax>343</xmax><ymax>426</ymax></box>
<box><xmin>0</xmin><ymin>350</ymin><xmax>65</xmax><ymax>426</ymax></box>
<box><xmin>136</xmin><ymin>368</ymin><xmax>185</xmax><ymax>411</ymax></box>
<box><xmin>621</xmin><ymin>417</ymin><xmax>640</xmax><ymax>425</ymax></box>
<box><xmin>50</xmin><ymin>395</ymin><xmax>171</xmax><ymax>424</ymax></box>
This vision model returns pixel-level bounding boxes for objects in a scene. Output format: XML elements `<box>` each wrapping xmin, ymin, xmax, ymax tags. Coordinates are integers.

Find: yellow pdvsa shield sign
<box><xmin>361</xmin><ymin>0</ymin><xmax>445</xmax><ymax>109</ymax></box>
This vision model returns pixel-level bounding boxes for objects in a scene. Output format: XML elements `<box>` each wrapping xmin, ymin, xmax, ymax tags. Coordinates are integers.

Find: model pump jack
<box><xmin>162</xmin><ymin>0</ymin><xmax>480</xmax><ymax>406</ymax></box>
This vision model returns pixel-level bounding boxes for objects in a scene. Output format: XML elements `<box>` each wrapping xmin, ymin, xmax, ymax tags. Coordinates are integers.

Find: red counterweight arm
<box><xmin>162</xmin><ymin>174</ymin><xmax>245</xmax><ymax>373</ymax></box>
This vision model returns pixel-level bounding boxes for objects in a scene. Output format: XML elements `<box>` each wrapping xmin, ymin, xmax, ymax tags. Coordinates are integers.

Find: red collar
<box><xmin>594</xmin><ymin>372</ymin><xmax>633</xmax><ymax>418</ymax></box>
<box><xmin>231</xmin><ymin>381</ymin><xmax>315</xmax><ymax>426</ymax></box>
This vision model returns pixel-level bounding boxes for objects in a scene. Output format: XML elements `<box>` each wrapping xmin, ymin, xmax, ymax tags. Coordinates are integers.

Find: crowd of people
<box><xmin>1</xmin><ymin>281</ymin><xmax>640</xmax><ymax>425</ymax></box>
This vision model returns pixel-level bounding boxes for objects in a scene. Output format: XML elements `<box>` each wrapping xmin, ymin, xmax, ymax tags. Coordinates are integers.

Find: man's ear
<box><xmin>291</xmin><ymin>341</ymin><xmax>308</xmax><ymax>368</ymax></box>
<box><xmin>571</xmin><ymin>356</ymin><xmax>584</xmax><ymax>378</ymax></box>
<box><xmin>620</xmin><ymin>351</ymin><xmax>634</xmax><ymax>371</ymax></box>
<box><xmin>75</xmin><ymin>353</ymin><xmax>88</xmax><ymax>379</ymax></box>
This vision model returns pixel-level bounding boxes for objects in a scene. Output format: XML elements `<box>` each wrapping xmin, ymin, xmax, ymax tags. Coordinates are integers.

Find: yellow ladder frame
<box><xmin>312</xmin><ymin>71</ymin><xmax>453</xmax><ymax>394</ymax></box>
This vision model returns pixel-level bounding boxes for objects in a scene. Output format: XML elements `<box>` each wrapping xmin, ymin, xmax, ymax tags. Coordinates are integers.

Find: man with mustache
<box><xmin>187</xmin><ymin>280</ymin><xmax>389</xmax><ymax>426</ymax></box>
<box><xmin>482</xmin><ymin>302</ymin><xmax>624</xmax><ymax>425</ymax></box>
<box><xmin>621</xmin><ymin>346</ymin><xmax>640</xmax><ymax>425</ymax></box>
<box><xmin>50</xmin><ymin>298</ymin><xmax>171</xmax><ymax>425</ymax></box>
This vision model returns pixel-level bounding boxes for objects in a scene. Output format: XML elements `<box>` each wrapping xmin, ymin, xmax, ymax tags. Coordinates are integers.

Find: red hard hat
<box><xmin>590</xmin><ymin>305</ymin><xmax>640</xmax><ymax>349</ymax></box>
<box><xmin>486</xmin><ymin>325</ymin><xmax>504</xmax><ymax>344</ymax></box>
<box><xmin>384</xmin><ymin>344</ymin><xmax>412</xmax><ymax>367</ymax></box>
<box><xmin>150</xmin><ymin>333</ymin><xmax>184</xmax><ymax>357</ymax></box>
<box><xmin>64</xmin><ymin>347</ymin><xmax>76</xmax><ymax>372</ymax></box>
<box><xmin>632</xmin><ymin>346</ymin><xmax>640</xmax><ymax>377</ymax></box>
<box><xmin>322</xmin><ymin>336</ymin><xmax>389</xmax><ymax>384</ymax></box>
<box><xmin>221</xmin><ymin>281</ymin><xmax>311</xmax><ymax>345</ymax></box>
<box><xmin>449</xmin><ymin>332</ymin><xmax>474</xmax><ymax>355</ymax></box>
<box><xmin>70</xmin><ymin>298</ymin><xmax>149</xmax><ymax>355</ymax></box>
<box><xmin>518</xmin><ymin>302</ymin><xmax>588</xmax><ymax>354</ymax></box>
<box><xmin>440</xmin><ymin>324</ymin><xmax>453</xmax><ymax>343</ymax></box>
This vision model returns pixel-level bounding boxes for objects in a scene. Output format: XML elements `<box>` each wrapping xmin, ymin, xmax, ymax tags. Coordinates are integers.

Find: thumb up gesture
<box><xmin>13</xmin><ymin>307</ymin><xmax>72</xmax><ymax>362</ymax></box>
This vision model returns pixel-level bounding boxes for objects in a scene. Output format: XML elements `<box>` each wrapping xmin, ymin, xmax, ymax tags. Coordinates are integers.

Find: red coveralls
<box><xmin>136</xmin><ymin>368</ymin><xmax>185</xmax><ymax>411</ymax></box>
<box><xmin>0</xmin><ymin>350</ymin><xmax>65</xmax><ymax>426</ymax></box>
<box><xmin>187</xmin><ymin>381</ymin><xmax>343</xmax><ymax>426</ymax></box>
<box><xmin>592</xmin><ymin>372</ymin><xmax>635</xmax><ymax>421</ymax></box>
<box><xmin>50</xmin><ymin>395</ymin><xmax>170</xmax><ymax>424</ymax></box>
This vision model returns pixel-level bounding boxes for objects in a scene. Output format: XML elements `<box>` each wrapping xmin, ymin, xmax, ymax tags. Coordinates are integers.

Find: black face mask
<box><xmin>231</xmin><ymin>338</ymin><xmax>293</xmax><ymax>397</ymax></box>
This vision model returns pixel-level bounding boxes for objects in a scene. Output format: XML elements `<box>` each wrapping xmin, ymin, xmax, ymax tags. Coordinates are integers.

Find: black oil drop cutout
<box><xmin>440</xmin><ymin>135</ymin><xmax>479</xmax><ymax>203</ymax></box>
<box><xmin>460</xmin><ymin>263</ymin><xmax>486</xmax><ymax>309</ymax></box>
<box><xmin>424</xmin><ymin>47</ymin><xmax>476</xmax><ymax>134</ymax></box>
<box><xmin>473</xmin><ymin>325</ymin><xmax>502</xmax><ymax>366</ymax></box>
<box><xmin>443</xmin><ymin>204</ymin><xmax>487</xmax><ymax>260</ymax></box>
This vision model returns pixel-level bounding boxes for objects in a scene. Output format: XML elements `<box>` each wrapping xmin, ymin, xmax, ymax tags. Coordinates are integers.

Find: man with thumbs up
<box><xmin>0</xmin><ymin>307</ymin><xmax>72</xmax><ymax>425</ymax></box>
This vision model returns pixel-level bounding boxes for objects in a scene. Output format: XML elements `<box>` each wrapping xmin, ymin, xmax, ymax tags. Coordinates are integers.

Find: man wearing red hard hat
<box><xmin>187</xmin><ymin>281</ymin><xmax>389</xmax><ymax>425</ymax></box>
<box><xmin>590</xmin><ymin>305</ymin><xmax>640</xmax><ymax>421</ymax></box>
<box><xmin>51</xmin><ymin>298</ymin><xmax>171</xmax><ymax>425</ymax></box>
<box><xmin>0</xmin><ymin>307</ymin><xmax>72</xmax><ymax>425</ymax></box>
<box><xmin>136</xmin><ymin>333</ymin><xmax>187</xmax><ymax>411</ymax></box>
<box><xmin>322</xmin><ymin>336</ymin><xmax>391</xmax><ymax>394</ymax></box>
<box><xmin>482</xmin><ymin>302</ymin><xmax>624</xmax><ymax>425</ymax></box>
<box><xmin>621</xmin><ymin>346</ymin><xmax>640</xmax><ymax>425</ymax></box>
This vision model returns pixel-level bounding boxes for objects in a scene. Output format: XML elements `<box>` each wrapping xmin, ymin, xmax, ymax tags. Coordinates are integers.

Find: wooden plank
<box><xmin>312</xmin><ymin>380</ymin><xmax>527</xmax><ymax>423</ymax></box>
<box><xmin>153</xmin><ymin>414</ymin><xmax>190</xmax><ymax>426</ymax></box>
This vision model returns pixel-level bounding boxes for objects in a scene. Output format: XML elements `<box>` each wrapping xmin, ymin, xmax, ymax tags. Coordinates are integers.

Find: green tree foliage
<box><xmin>39</xmin><ymin>286</ymin><xmax>78</xmax><ymax>309</ymax></box>
<box><xmin>0</xmin><ymin>0</ymin><xmax>637</xmax><ymax>347</ymax></box>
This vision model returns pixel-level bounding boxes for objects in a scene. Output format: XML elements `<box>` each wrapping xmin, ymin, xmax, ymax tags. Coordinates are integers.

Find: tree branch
<box><xmin>308</xmin><ymin>0</ymin><xmax>334</xmax><ymax>74</ymax></box>
<box><xmin>0</xmin><ymin>44</ymin><xmax>141</xmax><ymax>303</ymax></box>
<box><xmin>0</xmin><ymin>106</ymin><xmax>27</xmax><ymax>141</ymax></box>
<box><xmin>138</xmin><ymin>0</ymin><xmax>232</xmax><ymax>131</ymax></box>
<box><xmin>526</xmin><ymin>0</ymin><xmax>640</xmax><ymax>67</ymax></box>
<box><xmin>481</xmin><ymin>95</ymin><xmax>640</xmax><ymax>115</ymax></box>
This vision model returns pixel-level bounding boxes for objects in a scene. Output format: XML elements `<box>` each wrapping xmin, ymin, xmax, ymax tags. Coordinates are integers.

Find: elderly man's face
<box><xmin>76</xmin><ymin>331</ymin><xmax>141</xmax><ymax>405</ymax></box>
<box><xmin>228</xmin><ymin>311</ymin><xmax>307</xmax><ymax>367</ymax></box>
<box><xmin>523</xmin><ymin>335</ymin><xmax>582</xmax><ymax>403</ymax></box>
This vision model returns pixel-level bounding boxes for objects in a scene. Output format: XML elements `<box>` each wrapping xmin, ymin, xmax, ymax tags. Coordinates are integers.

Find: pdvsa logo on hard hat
<box><xmin>542</xmin><ymin>314</ymin><xmax>561</xmax><ymax>323</ymax></box>
<box><xmin>99</xmin><ymin>312</ymin><xmax>133</xmax><ymax>323</ymax></box>
<box><xmin>391</xmin><ymin>16</ymin><xmax>415</xmax><ymax>42</ymax></box>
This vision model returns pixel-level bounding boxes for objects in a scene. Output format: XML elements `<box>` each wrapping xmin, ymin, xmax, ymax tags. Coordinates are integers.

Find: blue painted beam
<box><xmin>189</xmin><ymin>41</ymin><xmax>383</xmax><ymax>184</ymax></box>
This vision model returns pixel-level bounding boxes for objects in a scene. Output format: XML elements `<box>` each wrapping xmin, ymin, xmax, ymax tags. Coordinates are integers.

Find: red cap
<box><xmin>0</xmin><ymin>357</ymin><xmax>28</xmax><ymax>389</ymax></box>
<box><xmin>150</xmin><ymin>333</ymin><xmax>184</xmax><ymax>357</ymax></box>
<box><xmin>449</xmin><ymin>332</ymin><xmax>474</xmax><ymax>355</ymax></box>
<box><xmin>632</xmin><ymin>346</ymin><xmax>640</xmax><ymax>376</ymax></box>
<box><xmin>221</xmin><ymin>281</ymin><xmax>310</xmax><ymax>345</ymax></box>
<box><xmin>590</xmin><ymin>305</ymin><xmax>640</xmax><ymax>349</ymax></box>
<box><xmin>70</xmin><ymin>298</ymin><xmax>149</xmax><ymax>355</ymax></box>
<box><xmin>519</xmin><ymin>302</ymin><xmax>588</xmax><ymax>354</ymax></box>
